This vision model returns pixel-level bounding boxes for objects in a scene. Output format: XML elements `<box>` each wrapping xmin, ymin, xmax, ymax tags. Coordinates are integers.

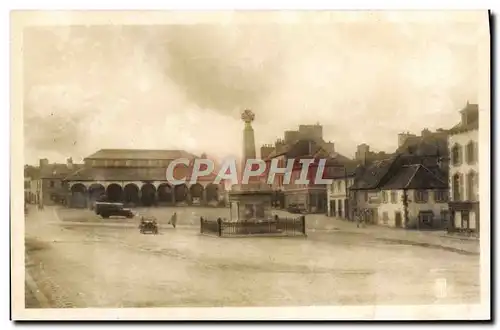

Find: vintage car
<box><xmin>139</xmin><ymin>217</ymin><xmax>159</xmax><ymax>234</ymax></box>
<box><xmin>287</xmin><ymin>203</ymin><xmax>306</xmax><ymax>214</ymax></box>
<box><xmin>95</xmin><ymin>202</ymin><xmax>135</xmax><ymax>219</ymax></box>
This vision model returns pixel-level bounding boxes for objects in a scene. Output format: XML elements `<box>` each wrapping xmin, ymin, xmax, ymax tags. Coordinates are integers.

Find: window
<box><xmin>382</xmin><ymin>211</ymin><xmax>389</xmax><ymax>225</ymax></box>
<box><xmin>451</xmin><ymin>144</ymin><xmax>462</xmax><ymax>166</ymax></box>
<box><xmin>467</xmin><ymin>171</ymin><xmax>478</xmax><ymax>201</ymax></box>
<box><xmin>125</xmin><ymin>160</ymin><xmax>132</xmax><ymax>167</ymax></box>
<box><xmin>49</xmin><ymin>180</ymin><xmax>55</xmax><ymax>188</ymax></box>
<box><xmin>434</xmin><ymin>190</ymin><xmax>449</xmax><ymax>203</ymax></box>
<box><xmin>364</xmin><ymin>192</ymin><xmax>369</xmax><ymax>202</ymax></box>
<box><xmin>452</xmin><ymin>173</ymin><xmax>462</xmax><ymax>201</ymax></box>
<box><xmin>381</xmin><ymin>191</ymin><xmax>388</xmax><ymax>203</ymax></box>
<box><xmin>466</xmin><ymin>141</ymin><xmax>477</xmax><ymax>164</ymax></box>
<box><xmin>390</xmin><ymin>191</ymin><xmax>397</xmax><ymax>204</ymax></box>
<box><xmin>419</xmin><ymin>211</ymin><xmax>434</xmax><ymax>225</ymax></box>
<box><xmin>414</xmin><ymin>190</ymin><xmax>428</xmax><ymax>203</ymax></box>
<box><xmin>114</xmin><ymin>160</ymin><xmax>121</xmax><ymax>167</ymax></box>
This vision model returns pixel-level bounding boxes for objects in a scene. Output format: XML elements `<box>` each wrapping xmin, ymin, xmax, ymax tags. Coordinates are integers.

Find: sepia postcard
<box><xmin>11</xmin><ymin>10</ymin><xmax>491</xmax><ymax>321</ymax></box>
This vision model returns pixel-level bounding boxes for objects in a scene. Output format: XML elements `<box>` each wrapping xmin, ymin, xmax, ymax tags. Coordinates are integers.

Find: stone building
<box><xmin>262</xmin><ymin>139</ymin><xmax>339</xmax><ymax>213</ymax></box>
<box><xmin>350</xmin><ymin>154</ymin><xmax>449</xmax><ymax>229</ymax></box>
<box><xmin>63</xmin><ymin>149</ymin><xmax>225</xmax><ymax>208</ymax></box>
<box><xmin>354</xmin><ymin>143</ymin><xmax>392</xmax><ymax>164</ymax></box>
<box><xmin>326</xmin><ymin>159</ymin><xmax>358</xmax><ymax>219</ymax></box>
<box><xmin>260</xmin><ymin>123</ymin><xmax>336</xmax><ymax>211</ymax></box>
<box><xmin>27</xmin><ymin>158</ymin><xmax>83</xmax><ymax>207</ymax></box>
<box><xmin>447</xmin><ymin>102</ymin><xmax>480</xmax><ymax>233</ymax></box>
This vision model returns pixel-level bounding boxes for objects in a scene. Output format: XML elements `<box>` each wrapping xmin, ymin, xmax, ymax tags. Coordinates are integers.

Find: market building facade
<box><xmin>64</xmin><ymin>149</ymin><xmax>226</xmax><ymax>209</ymax></box>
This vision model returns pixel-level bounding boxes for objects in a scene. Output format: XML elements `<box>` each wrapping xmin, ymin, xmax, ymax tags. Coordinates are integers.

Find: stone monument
<box><xmin>228</xmin><ymin>109</ymin><xmax>273</xmax><ymax>223</ymax></box>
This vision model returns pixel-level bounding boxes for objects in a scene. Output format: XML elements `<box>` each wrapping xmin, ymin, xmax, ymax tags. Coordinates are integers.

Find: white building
<box><xmin>448</xmin><ymin>103</ymin><xmax>479</xmax><ymax>233</ymax></box>
<box><xmin>350</xmin><ymin>156</ymin><xmax>449</xmax><ymax>229</ymax></box>
<box><xmin>376</xmin><ymin>164</ymin><xmax>449</xmax><ymax>228</ymax></box>
<box><xmin>327</xmin><ymin>174</ymin><xmax>355</xmax><ymax>219</ymax></box>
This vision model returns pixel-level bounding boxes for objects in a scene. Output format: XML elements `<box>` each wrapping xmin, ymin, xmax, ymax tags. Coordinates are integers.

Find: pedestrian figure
<box><xmin>170</xmin><ymin>212</ymin><xmax>177</xmax><ymax>228</ymax></box>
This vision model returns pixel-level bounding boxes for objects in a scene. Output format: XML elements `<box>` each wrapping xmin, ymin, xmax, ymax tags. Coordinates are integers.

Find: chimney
<box><xmin>39</xmin><ymin>158</ymin><xmax>49</xmax><ymax>168</ymax></box>
<box><xmin>67</xmin><ymin>157</ymin><xmax>73</xmax><ymax>169</ymax></box>
<box><xmin>421</xmin><ymin>128</ymin><xmax>431</xmax><ymax>137</ymax></box>
<box><xmin>398</xmin><ymin>132</ymin><xmax>417</xmax><ymax>147</ymax></box>
<box><xmin>355</xmin><ymin>144</ymin><xmax>369</xmax><ymax>165</ymax></box>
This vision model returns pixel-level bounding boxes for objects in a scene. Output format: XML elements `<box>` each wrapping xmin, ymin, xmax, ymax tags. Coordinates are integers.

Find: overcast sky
<box><xmin>22</xmin><ymin>11</ymin><xmax>486</xmax><ymax>165</ymax></box>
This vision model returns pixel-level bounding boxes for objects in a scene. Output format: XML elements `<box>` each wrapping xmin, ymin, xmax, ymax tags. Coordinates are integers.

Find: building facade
<box><xmin>26</xmin><ymin>158</ymin><xmax>82</xmax><ymax>207</ymax></box>
<box><xmin>64</xmin><ymin>149</ymin><xmax>226</xmax><ymax>209</ymax></box>
<box><xmin>447</xmin><ymin>103</ymin><xmax>480</xmax><ymax>233</ymax></box>
<box><xmin>376</xmin><ymin>164</ymin><xmax>449</xmax><ymax>229</ymax></box>
<box><xmin>327</xmin><ymin>175</ymin><xmax>355</xmax><ymax>218</ymax></box>
<box><xmin>350</xmin><ymin>154</ymin><xmax>450</xmax><ymax>229</ymax></box>
<box><xmin>263</xmin><ymin>139</ymin><xmax>338</xmax><ymax>213</ymax></box>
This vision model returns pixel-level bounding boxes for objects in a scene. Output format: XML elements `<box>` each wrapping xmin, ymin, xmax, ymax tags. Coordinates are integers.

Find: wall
<box><xmin>327</xmin><ymin>177</ymin><xmax>354</xmax><ymax>217</ymax></box>
<box><xmin>377</xmin><ymin>190</ymin><xmax>405</xmax><ymax>227</ymax></box>
<box><xmin>406</xmin><ymin>189</ymin><xmax>449</xmax><ymax>228</ymax></box>
<box><xmin>41</xmin><ymin>178</ymin><xmax>66</xmax><ymax>205</ymax></box>
<box><xmin>298</xmin><ymin>125</ymin><xmax>323</xmax><ymax>142</ymax></box>
<box><xmin>353</xmin><ymin>189</ymin><xmax>381</xmax><ymax>223</ymax></box>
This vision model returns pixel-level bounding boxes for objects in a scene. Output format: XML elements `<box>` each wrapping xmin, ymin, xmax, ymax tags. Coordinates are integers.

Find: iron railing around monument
<box><xmin>199</xmin><ymin>216</ymin><xmax>306</xmax><ymax>237</ymax></box>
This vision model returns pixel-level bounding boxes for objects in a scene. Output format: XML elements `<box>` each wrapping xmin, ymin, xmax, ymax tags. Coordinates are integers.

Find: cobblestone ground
<box><xmin>24</xmin><ymin>206</ymin><xmax>480</xmax><ymax>308</ymax></box>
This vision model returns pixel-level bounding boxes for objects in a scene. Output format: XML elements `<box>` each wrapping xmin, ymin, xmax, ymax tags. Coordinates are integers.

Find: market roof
<box><xmin>63</xmin><ymin>165</ymin><xmax>222</xmax><ymax>183</ymax></box>
<box><xmin>85</xmin><ymin>149</ymin><xmax>198</xmax><ymax>160</ymax></box>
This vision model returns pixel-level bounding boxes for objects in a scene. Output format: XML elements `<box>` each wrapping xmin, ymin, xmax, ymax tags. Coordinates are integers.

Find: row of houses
<box><xmin>261</xmin><ymin>102</ymin><xmax>480</xmax><ymax>233</ymax></box>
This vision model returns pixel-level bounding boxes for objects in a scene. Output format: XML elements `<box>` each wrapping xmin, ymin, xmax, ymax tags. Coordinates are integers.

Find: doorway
<box><xmin>461</xmin><ymin>210</ymin><xmax>470</xmax><ymax>229</ymax></box>
<box><xmin>395</xmin><ymin>211</ymin><xmax>402</xmax><ymax>228</ymax></box>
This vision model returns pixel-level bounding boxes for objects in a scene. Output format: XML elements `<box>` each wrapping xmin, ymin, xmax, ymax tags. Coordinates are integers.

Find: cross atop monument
<box><xmin>241</xmin><ymin>109</ymin><xmax>255</xmax><ymax>126</ymax></box>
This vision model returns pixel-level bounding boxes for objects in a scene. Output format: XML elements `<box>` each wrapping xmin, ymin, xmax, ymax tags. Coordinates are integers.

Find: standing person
<box><xmin>170</xmin><ymin>212</ymin><xmax>177</xmax><ymax>229</ymax></box>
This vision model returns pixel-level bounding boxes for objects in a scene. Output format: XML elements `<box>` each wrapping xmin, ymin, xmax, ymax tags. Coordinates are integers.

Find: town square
<box><xmin>15</xmin><ymin>10</ymin><xmax>489</xmax><ymax>320</ymax></box>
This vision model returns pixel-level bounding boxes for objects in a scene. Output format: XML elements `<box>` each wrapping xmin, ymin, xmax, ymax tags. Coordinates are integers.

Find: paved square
<box><xmin>25</xmin><ymin>206</ymin><xmax>480</xmax><ymax>308</ymax></box>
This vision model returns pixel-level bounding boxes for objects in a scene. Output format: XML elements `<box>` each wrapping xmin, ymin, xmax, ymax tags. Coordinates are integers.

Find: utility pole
<box><xmin>343</xmin><ymin>165</ymin><xmax>349</xmax><ymax>220</ymax></box>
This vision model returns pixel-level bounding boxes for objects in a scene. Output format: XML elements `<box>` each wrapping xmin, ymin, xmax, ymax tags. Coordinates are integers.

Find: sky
<box><xmin>22</xmin><ymin>11</ymin><xmax>486</xmax><ymax>165</ymax></box>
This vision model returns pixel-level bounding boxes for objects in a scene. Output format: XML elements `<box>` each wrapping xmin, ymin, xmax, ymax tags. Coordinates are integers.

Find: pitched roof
<box><xmin>381</xmin><ymin>164</ymin><xmax>447</xmax><ymax>190</ymax></box>
<box><xmin>448</xmin><ymin>120</ymin><xmax>479</xmax><ymax>135</ymax></box>
<box><xmin>325</xmin><ymin>154</ymin><xmax>360</xmax><ymax>178</ymax></box>
<box><xmin>350</xmin><ymin>155</ymin><xmax>400</xmax><ymax>190</ymax></box>
<box><xmin>396</xmin><ymin>133</ymin><xmax>448</xmax><ymax>158</ymax></box>
<box><xmin>264</xmin><ymin>139</ymin><xmax>338</xmax><ymax>161</ymax></box>
<box><xmin>265</xmin><ymin>144</ymin><xmax>292</xmax><ymax>160</ymax></box>
<box><xmin>282</xmin><ymin>139</ymin><xmax>327</xmax><ymax>158</ymax></box>
<box><xmin>85</xmin><ymin>149</ymin><xmax>198</xmax><ymax>160</ymax></box>
<box><xmin>63</xmin><ymin>165</ymin><xmax>222</xmax><ymax>183</ymax></box>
